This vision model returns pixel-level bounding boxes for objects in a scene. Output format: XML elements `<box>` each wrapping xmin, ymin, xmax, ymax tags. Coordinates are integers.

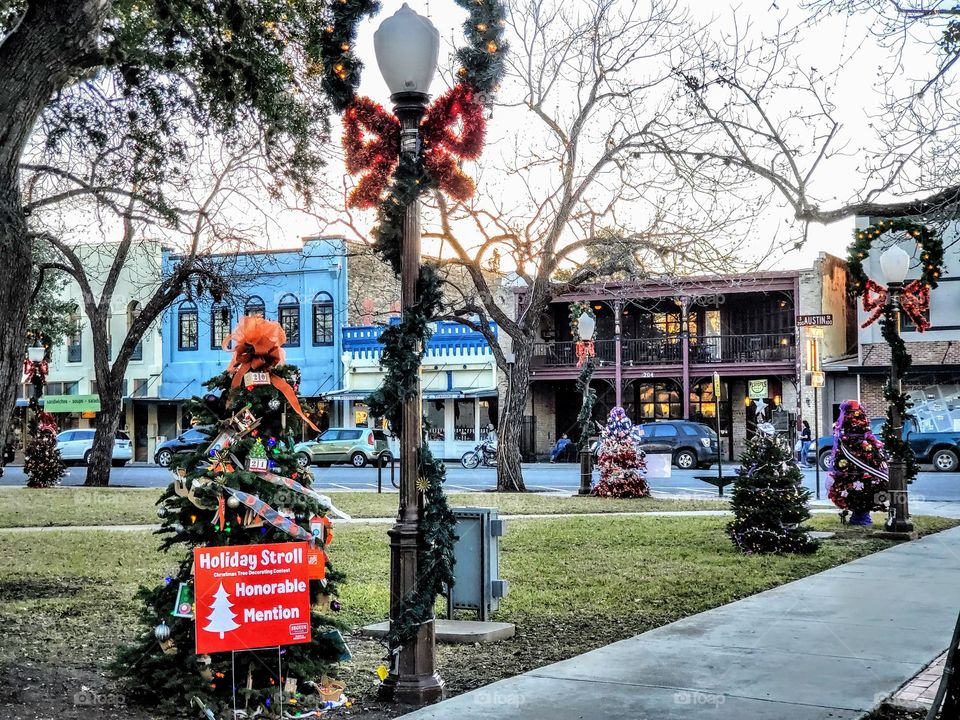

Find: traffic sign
<box><xmin>806</xmin><ymin>371</ymin><xmax>825</xmax><ymax>387</ymax></box>
<box><xmin>797</xmin><ymin>314</ymin><xmax>833</xmax><ymax>327</ymax></box>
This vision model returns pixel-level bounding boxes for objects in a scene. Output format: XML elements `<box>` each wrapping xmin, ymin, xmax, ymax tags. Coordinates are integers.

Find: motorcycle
<box><xmin>460</xmin><ymin>439</ymin><xmax>497</xmax><ymax>469</ymax></box>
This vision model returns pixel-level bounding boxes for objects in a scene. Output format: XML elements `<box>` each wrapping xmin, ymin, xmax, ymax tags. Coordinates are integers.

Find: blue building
<box><xmin>328</xmin><ymin>319</ymin><xmax>500</xmax><ymax>460</ymax></box>
<box><xmin>158</xmin><ymin>237</ymin><xmax>347</xmax><ymax>439</ymax></box>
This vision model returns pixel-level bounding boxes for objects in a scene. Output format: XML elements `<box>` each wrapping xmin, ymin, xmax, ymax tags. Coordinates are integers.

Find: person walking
<box><xmin>799</xmin><ymin>420</ymin><xmax>812</xmax><ymax>467</ymax></box>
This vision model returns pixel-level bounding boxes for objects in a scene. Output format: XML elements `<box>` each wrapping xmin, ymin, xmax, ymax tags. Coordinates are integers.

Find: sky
<box><xmin>185</xmin><ymin>1</ymin><xmax>950</xmax><ymax>274</ymax></box>
<box><xmin>272</xmin><ymin>0</ymin><xmax>937</xmax><ymax>273</ymax></box>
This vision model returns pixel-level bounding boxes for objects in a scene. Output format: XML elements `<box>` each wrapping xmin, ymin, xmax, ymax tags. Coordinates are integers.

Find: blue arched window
<box><xmin>278</xmin><ymin>294</ymin><xmax>300</xmax><ymax>347</ymax></box>
<box><xmin>211</xmin><ymin>302</ymin><xmax>232</xmax><ymax>349</ymax></box>
<box><xmin>312</xmin><ymin>292</ymin><xmax>334</xmax><ymax>346</ymax></box>
<box><xmin>178</xmin><ymin>301</ymin><xmax>198</xmax><ymax>351</ymax></box>
<box><xmin>244</xmin><ymin>296</ymin><xmax>265</xmax><ymax>319</ymax></box>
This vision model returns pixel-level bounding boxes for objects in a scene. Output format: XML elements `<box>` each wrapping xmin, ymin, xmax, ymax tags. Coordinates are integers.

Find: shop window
<box><xmin>637</xmin><ymin>381</ymin><xmax>681</xmax><ymax>420</ymax></box>
<box><xmin>479</xmin><ymin>397</ymin><xmax>499</xmax><ymax>432</ymax></box>
<box><xmin>178</xmin><ymin>301</ymin><xmax>198</xmax><ymax>351</ymax></box>
<box><xmin>278</xmin><ymin>294</ymin><xmax>300</xmax><ymax>347</ymax></box>
<box><xmin>127</xmin><ymin>301</ymin><xmax>143</xmax><ymax>361</ymax></box>
<box><xmin>454</xmin><ymin>398</ymin><xmax>476</xmax><ymax>441</ymax></box>
<box><xmin>67</xmin><ymin>314</ymin><xmax>82</xmax><ymax>362</ymax></box>
<box><xmin>312</xmin><ymin>292</ymin><xmax>334</xmax><ymax>346</ymax></box>
<box><xmin>424</xmin><ymin>400</ymin><xmax>445</xmax><ymax>441</ymax></box>
<box><xmin>245</xmin><ymin>296</ymin><xmax>266</xmax><ymax>318</ymax></box>
<box><xmin>211</xmin><ymin>303</ymin><xmax>232</xmax><ymax>349</ymax></box>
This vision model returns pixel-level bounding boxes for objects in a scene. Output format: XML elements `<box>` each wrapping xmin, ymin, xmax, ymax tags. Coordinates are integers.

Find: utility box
<box><xmin>447</xmin><ymin>507</ymin><xmax>508</xmax><ymax>621</ymax></box>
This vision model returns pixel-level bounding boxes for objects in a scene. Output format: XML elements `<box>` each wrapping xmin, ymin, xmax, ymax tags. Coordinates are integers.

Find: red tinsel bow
<box><xmin>576</xmin><ymin>340</ymin><xmax>596</xmax><ymax>367</ymax></box>
<box><xmin>343</xmin><ymin>83</ymin><xmax>486</xmax><ymax>209</ymax></box>
<box><xmin>222</xmin><ymin>316</ymin><xmax>319</xmax><ymax>432</ymax></box>
<box><xmin>22</xmin><ymin>359</ymin><xmax>48</xmax><ymax>382</ymax></box>
<box><xmin>861</xmin><ymin>279</ymin><xmax>930</xmax><ymax>332</ymax></box>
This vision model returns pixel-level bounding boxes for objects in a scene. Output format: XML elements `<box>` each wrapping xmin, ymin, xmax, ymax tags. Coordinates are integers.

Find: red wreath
<box><xmin>576</xmin><ymin>340</ymin><xmax>595</xmax><ymax>367</ymax></box>
<box><xmin>861</xmin><ymin>279</ymin><xmax>930</xmax><ymax>332</ymax></box>
<box><xmin>343</xmin><ymin>83</ymin><xmax>486</xmax><ymax>209</ymax></box>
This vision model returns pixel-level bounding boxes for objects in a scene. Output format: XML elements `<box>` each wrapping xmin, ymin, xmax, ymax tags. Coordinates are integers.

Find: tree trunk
<box><xmin>85</xmin><ymin>386</ymin><xmax>122</xmax><ymax>486</ymax></box>
<box><xmin>497</xmin><ymin>342</ymin><xmax>531</xmax><ymax>492</ymax></box>
<box><xmin>0</xmin><ymin>189</ymin><xmax>32</xmax><ymax>452</ymax></box>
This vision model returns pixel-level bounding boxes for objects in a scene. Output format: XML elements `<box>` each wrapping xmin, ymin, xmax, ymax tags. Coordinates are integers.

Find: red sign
<box><xmin>194</xmin><ymin>541</ymin><xmax>312</xmax><ymax>654</ymax></box>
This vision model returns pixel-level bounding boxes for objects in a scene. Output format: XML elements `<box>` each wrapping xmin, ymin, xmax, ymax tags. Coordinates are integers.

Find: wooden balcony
<box><xmin>530</xmin><ymin>333</ymin><xmax>795</xmax><ymax>374</ymax></box>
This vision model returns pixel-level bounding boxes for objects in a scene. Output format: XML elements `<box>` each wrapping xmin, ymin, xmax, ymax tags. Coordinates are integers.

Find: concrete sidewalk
<box><xmin>399</xmin><ymin>526</ymin><xmax>960</xmax><ymax>720</ymax></box>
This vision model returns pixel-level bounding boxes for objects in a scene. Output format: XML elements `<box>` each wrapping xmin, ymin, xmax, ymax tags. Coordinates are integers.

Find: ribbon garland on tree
<box><xmin>222</xmin><ymin>316</ymin><xmax>319</xmax><ymax>432</ymax></box>
<box><xmin>319</xmin><ymin>0</ymin><xmax>507</xmax><ymax>655</ymax></box>
<box><xmin>846</xmin><ymin>219</ymin><xmax>945</xmax><ymax>486</ymax></box>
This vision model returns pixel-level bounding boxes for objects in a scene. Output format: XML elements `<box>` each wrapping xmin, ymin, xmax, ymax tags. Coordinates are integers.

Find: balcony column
<box><xmin>614</xmin><ymin>300</ymin><xmax>623</xmax><ymax>407</ymax></box>
<box><xmin>681</xmin><ymin>297</ymin><xmax>690</xmax><ymax>419</ymax></box>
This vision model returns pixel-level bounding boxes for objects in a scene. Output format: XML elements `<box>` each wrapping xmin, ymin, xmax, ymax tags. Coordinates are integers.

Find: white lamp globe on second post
<box><xmin>373</xmin><ymin>3</ymin><xmax>440</xmax><ymax>97</ymax></box>
<box><xmin>577</xmin><ymin>313</ymin><xmax>596</xmax><ymax>342</ymax></box>
<box><xmin>879</xmin><ymin>244</ymin><xmax>911</xmax><ymax>285</ymax></box>
<box><xmin>27</xmin><ymin>346</ymin><xmax>45</xmax><ymax>363</ymax></box>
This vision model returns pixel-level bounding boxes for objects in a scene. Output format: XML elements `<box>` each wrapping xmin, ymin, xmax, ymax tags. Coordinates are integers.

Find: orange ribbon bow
<box><xmin>343</xmin><ymin>83</ymin><xmax>486</xmax><ymax>209</ymax></box>
<box><xmin>222</xmin><ymin>316</ymin><xmax>319</xmax><ymax>432</ymax></box>
<box><xmin>861</xmin><ymin>279</ymin><xmax>931</xmax><ymax>332</ymax></box>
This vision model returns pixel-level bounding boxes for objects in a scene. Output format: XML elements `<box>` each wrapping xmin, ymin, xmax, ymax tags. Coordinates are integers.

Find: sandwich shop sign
<box><xmin>194</xmin><ymin>541</ymin><xmax>311</xmax><ymax>654</ymax></box>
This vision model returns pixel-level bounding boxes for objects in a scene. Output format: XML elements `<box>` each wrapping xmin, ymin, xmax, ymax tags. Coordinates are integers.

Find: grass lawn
<box><xmin>0</xmin><ymin>486</ymin><xmax>727</xmax><ymax>528</ymax></box>
<box><xmin>0</xmin><ymin>512</ymin><xmax>954</xmax><ymax>718</ymax></box>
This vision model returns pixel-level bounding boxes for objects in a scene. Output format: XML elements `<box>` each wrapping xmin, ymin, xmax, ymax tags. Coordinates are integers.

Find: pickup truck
<box><xmin>807</xmin><ymin>417</ymin><xmax>960</xmax><ymax>472</ymax></box>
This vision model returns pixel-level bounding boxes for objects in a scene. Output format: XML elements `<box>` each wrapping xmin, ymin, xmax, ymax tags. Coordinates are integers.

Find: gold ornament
<box><xmin>416</xmin><ymin>476</ymin><xmax>430</xmax><ymax>492</ymax></box>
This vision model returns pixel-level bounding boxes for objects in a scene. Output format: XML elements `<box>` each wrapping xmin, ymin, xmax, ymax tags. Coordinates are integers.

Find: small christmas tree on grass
<box><xmin>828</xmin><ymin>399</ymin><xmax>888</xmax><ymax>525</ymax></box>
<box><xmin>728</xmin><ymin>424</ymin><xmax>818</xmax><ymax>554</ymax></box>
<box><xmin>24</xmin><ymin>412</ymin><xmax>66</xmax><ymax>488</ymax></box>
<box><xmin>592</xmin><ymin>406</ymin><xmax>650</xmax><ymax>498</ymax></box>
<box><xmin>114</xmin><ymin>317</ymin><xmax>350</xmax><ymax>716</ymax></box>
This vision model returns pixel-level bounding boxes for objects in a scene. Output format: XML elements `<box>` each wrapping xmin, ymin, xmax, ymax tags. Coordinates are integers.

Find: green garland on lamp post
<box><xmin>319</xmin><ymin>0</ymin><xmax>508</xmax><ymax>659</ymax></box>
<box><xmin>571</xmin><ymin>302</ymin><xmax>597</xmax><ymax>494</ymax></box>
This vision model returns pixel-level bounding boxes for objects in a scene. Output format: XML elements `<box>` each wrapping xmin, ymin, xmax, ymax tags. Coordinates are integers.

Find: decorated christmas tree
<box><xmin>828</xmin><ymin>399</ymin><xmax>889</xmax><ymax>525</ymax></box>
<box><xmin>24</xmin><ymin>412</ymin><xmax>66</xmax><ymax>488</ymax></box>
<box><xmin>592</xmin><ymin>407</ymin><xmax>650</xmax><ymax>498</ymax></box>
<box><xmin>728</xmin><ymin>425</ymin><xmax>818</xmax><ymax>554</ymax></box>
<box><xmin>114</xmin><ymin>318</ymin><xmax>350</xmax><ymax>716</ymax></box>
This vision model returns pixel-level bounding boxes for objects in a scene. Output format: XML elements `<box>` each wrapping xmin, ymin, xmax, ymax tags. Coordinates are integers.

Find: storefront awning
<box><xmin>461</xmin><ymin>387</ymin><xmax>499</xmax><ymax>398</ymax></box>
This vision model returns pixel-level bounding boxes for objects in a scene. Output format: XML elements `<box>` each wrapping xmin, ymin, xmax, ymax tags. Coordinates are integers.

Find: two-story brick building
<box><xmin>519</xmin><ymin>255</ymin><xmax>855</xmax><ymax>461</ymax></box>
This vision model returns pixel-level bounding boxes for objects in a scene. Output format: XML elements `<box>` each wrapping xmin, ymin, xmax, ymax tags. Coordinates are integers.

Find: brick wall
<box><xmin>859</xmin><ymin>376</ymin><xmax>887</xmax><ymax>418</ymax></box>
<box><xmin>861</xmin><ymin>341</ymin><xmax>960</xmax><ymax>367</ymax></box>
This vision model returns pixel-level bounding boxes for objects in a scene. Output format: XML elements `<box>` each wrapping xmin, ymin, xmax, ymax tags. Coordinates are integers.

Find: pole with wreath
<box><xmin>846</xmin><ymin>218</ymin><xmax>943</xmax><ymax>535</ymax></box>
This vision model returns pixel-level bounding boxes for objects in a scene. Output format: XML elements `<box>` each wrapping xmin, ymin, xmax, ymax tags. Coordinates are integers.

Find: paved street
<box><xmin>3</xmin><ymin>461</ymin><xmax>958</xmax><ymax>502</ymax></box>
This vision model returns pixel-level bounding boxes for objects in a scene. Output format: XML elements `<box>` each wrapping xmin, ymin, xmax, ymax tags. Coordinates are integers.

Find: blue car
<box><xmin>807</xmin><ymin>417</ymin><xmax>960</xmax><ymax>472</ymax></box>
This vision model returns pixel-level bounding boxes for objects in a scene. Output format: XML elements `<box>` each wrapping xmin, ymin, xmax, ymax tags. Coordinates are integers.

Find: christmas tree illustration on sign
<box><xmin>204</xmin><ymin>583</ymin><xmax>241</xmax><ymax>639</ymax></box>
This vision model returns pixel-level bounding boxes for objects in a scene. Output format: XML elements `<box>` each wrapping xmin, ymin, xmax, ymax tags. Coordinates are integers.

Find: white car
<box><xmin>55</xmin><ymin>429</ymin><xmax>133</xmax><ymax>467</ymax></box>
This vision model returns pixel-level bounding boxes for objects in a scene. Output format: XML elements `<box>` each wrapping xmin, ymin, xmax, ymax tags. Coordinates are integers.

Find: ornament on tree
<box><xmin>246</xmin><ymin>437</ymin><xmax>270</xmax><ymax>473</ymax></box>
<box><xmin>153</xmin><ymin>621</ymin><xmax>171</xmax><ymax>643</ymax></box>
<box><xmin>828</xmin><ymin>400</ymin><xmax>888</xmax><ymax>525</ymax></box>
<box><xmin>728</xmin><ymin>432</ymin><xmax>818</xmax><ymax>554</ymax></box>
<box><xmin>592</xmin><ymin>407</ymin><xmax>650</xmax><ymax>498</ymax></box>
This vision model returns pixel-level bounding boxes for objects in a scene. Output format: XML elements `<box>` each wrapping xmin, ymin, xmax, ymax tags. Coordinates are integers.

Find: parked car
<box><xmin>56</xmin><ymin>428</ymin><xmax>132</xmax><ymax>467</ymax></box>
<box><xmin>636</xmin><ymin>420</ymin><xmax>719</xmax><ymax>470</ymax></box>
<box><xmin>154</xmin><ymin>426</ymin><xmax>213</xmax><ymax>467</ymax></box>
<box><xmin>294</xmin><ymin>428</ymin><xmax>392</xmax><ymax>468</ymax></box>
<box><xmin>807</xmin><ymin>417</ymin><xmax>960</xmax><ymax>472</ymax></box>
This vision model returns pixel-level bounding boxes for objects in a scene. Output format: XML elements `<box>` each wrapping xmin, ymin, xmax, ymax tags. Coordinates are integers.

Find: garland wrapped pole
<box><xmin>571</xmin><ymin>302</ymin><xmax>597</xmax><ymax>495</ymax></box>
<box><xmin>846</xmin><ymin>219</ymin><xmax>943</xmax><ymax>536</ymax></box>
<box><xmin>324</xmin><ymin>0</ymin><xmax>506</xmax><ymax>704</ymax></box>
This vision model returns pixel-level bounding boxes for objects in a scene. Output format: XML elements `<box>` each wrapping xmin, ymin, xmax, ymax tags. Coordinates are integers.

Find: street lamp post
<box><xmin>373</xmin><ymin>4</ymin><xmax>445</xmax><ymax>704</ymax></box>
<box><xmin>878</xmin><ymin>245</ymin><xmax>914</xmax><ymax>535</ymax></box>
<box><xmin>576</xmin><ymin>311</ymin><xmax>596</xmax><ymax>495</ymax></box>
